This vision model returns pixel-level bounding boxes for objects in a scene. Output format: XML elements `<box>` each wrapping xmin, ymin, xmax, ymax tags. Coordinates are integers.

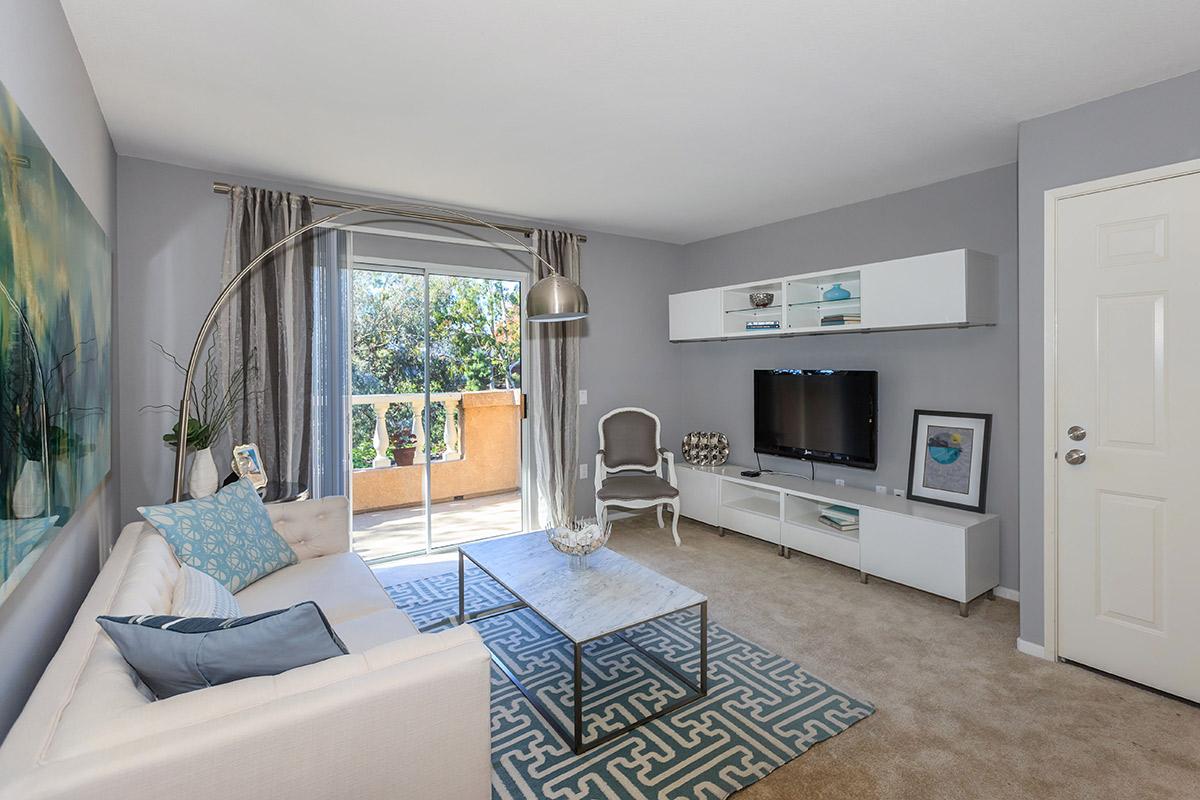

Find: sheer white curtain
<box><xmin>530</xmin><ymin>229</ymin><xmax>582</xmax><ymax>527</ymax></box>
<box><xmin>309</xmin><ymin>228</ymin><xmax>351</xmax><ymax>499</ymax></box>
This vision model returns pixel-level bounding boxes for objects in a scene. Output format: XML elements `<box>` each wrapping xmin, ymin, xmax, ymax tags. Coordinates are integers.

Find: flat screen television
<box><xmin>753</xmin><ymin>369</ymin><xmax>877</xmax><ymax>469</ymax></box>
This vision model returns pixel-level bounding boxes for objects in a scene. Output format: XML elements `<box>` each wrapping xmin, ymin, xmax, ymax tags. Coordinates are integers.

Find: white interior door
<box><xmin>1055</xmin><ymin>170</ymin><xmax>1200</xmax><ymax>701</ymax></box>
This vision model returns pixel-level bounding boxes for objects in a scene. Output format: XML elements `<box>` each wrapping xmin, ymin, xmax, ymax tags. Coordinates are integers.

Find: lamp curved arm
<box><xmin>171</xmin><ymin>200</ymin><xmax>574</xmax><ymax>501</ymax></box>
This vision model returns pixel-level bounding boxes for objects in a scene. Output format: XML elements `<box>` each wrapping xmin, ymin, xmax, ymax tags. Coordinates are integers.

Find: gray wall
<box><xmin>675</xmin><ymin>165</ymin><xmax>1019</xmax><ymax>592</ymax></box>
<box><xmin>1016</xmin><ymin>69</ymin><xmax>1200</xmax><ymax>646</ymax></box>
<box><xmin>115</xmin><ymin>156</ymin><xmax>683</xmax><ymax>523</ymax></box>
<box><xmin>0</xmin><ymin>0</ymin><xmax>117</xmax><ymax>739</ymax></box>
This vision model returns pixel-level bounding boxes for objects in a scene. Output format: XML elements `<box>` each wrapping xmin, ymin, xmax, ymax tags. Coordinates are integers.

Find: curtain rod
<box><xmin>210</xmin><ymin>181</ymin><xmax>587</xmax><ymax>242</ymax></box>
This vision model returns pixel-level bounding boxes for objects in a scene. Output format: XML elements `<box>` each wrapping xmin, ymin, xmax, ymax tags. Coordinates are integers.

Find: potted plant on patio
<box><xmin>389</xmin><ymin>428</ymin><xmax>418</xmax><ymax>467</ymax></box>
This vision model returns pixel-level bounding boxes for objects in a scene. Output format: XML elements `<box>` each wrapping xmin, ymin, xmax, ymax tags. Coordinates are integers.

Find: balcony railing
<box><xmin>352</xmin><ymin>392</ymin><xmax>465</xmax><ymax>467</ymax></box>
<box><xmin>349</xmin><ymin>389</ymin><xmax>521</xmax><ymax>514</ymax></box>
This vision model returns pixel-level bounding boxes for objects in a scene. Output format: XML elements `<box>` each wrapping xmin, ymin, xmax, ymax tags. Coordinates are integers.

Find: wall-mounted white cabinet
<box><xmin>668</xmin><ymin>289</ymin><xmax>723</xmax><ymax>341</ymax></box>
<box><xmin>668</xmin><ymin>249</ymin><xmax>997</xmax><ymax>341</ymax></box>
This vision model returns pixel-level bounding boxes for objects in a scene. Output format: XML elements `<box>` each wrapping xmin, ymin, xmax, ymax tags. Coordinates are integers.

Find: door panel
<box><xmin>425</xmin><ymin>271</ymin><xmax>524</xmax><ymax>551</ymax></box>
<box><xmin>1055</xmin><ymin>171</ymin><xmax>1200</xmax><ymax>701</ymax></box>
<box><xmin>349</xmin><ymin>264</ymin><xmax>527</xmax><ymax>562</ymax></box>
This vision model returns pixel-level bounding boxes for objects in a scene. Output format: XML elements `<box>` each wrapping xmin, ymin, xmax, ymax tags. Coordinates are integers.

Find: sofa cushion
<box><xmin>97</xmin><ymin>602</ymin><xmax>348</xmax><ymax>699</ymax></box>
<box><xmin>597</xmin><ymin>474</ymin><xmax>680</xmax><ymax>501</ymax></box>
<box><xmin>333</xmin><ymin>608</ymin><xmax>420</xmax><ymax>652</ymax></box>
<box><xmin>138</xmin><ymin>478</ymin><xmax>298</xmax><ymax>593</ymax></box>
<box><xmin>234</xmin><ymin>551</ymin><xmax>395</xmax><ymax>623</ymax></box>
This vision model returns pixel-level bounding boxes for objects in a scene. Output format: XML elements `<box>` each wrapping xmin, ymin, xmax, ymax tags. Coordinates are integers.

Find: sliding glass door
<box><xmin>348</xmin><ymin>261</ymin><xmax>528</xmax><ymax>562</ymax></box>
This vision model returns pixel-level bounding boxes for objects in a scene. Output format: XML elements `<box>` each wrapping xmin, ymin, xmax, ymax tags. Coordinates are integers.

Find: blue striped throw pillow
<box><xmin>97</xmin><ymin>602</ymin><xmax>348</xmax><ymax>699</ymax></box>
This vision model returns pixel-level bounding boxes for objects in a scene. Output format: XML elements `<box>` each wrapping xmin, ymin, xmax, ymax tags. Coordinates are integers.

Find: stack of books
<box><xmin>820</xmin><ymin>313</ymin><xmax>861</xmax><ymax>327</ymax></box>
<box><xmin>818</xmin><ymin>504</ymin><xmax>860</xmax><ymax>533</ymax></box>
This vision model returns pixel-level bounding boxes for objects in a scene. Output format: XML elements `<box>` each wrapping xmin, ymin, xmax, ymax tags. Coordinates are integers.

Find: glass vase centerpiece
<box><xmin>547</xmin><ymin>517</ymin><xmax>612</xmax><ymax>570</ymax></box>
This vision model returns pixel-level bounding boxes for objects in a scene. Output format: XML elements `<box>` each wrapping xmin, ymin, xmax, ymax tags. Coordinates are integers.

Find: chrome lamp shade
<box><xmin>527</xmin><ymin>274</ymin><xmax>589</xmax><ymax>322</ymax></box>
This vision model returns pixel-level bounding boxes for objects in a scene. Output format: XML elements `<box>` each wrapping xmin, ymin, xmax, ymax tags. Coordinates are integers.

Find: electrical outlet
<box><xmin>835</xmin><ymin>478</ymin><xmax>845</xmax><ymax>487</ymax></box>
<box><xmin>893</xmin><ymin>488</ymin><xmax>905</xmax><ymax>498</ymax></box>
<box><xmin>875</xmin><ymin>485</ymin><xmax>887</xmax><ymax>494</ymax></box>
<box><xmin>579</xmin><ymin>463</ymin><xmax>588</xmax><ymax>480</ymax></box>
<box><xmin>578</xmin><ymin>389</ymin><xmax>588</xmax><ymax>405</ymax></box>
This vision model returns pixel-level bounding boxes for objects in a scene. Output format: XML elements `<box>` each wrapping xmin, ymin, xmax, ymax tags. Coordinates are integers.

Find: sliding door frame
<box><xmin>350</xmin><ymin>254</ymin><xmax>535</xmax><ymax>555</ymax></box>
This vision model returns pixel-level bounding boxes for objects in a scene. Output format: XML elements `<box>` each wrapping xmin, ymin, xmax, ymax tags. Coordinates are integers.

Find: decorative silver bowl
<box><xmin>547</xmin><ymin>518</ymin><xmax>611</xmax><ymax>570</ymax></box>
<box><xmin>749</xmin><ymin>291</ymin><xmax>775</xmax><ymax>308</ymax></box>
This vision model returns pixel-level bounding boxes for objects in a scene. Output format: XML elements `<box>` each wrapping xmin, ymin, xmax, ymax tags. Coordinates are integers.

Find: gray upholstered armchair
<box><xmin>594</xmin><ymin>407</ymin><xmax>681</xmax><ymax>545</ymax></box>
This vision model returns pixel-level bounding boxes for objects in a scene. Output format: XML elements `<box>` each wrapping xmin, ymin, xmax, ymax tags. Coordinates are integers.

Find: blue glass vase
<box><xmin>823</xmin><ymin>282</ymin><xmax>852</xmax><ymax>301</ymax></box>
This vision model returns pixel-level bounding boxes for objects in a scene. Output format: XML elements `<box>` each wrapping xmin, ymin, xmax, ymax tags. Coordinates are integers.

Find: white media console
<box><xmin>676</xmin><ymin>463</ymin><xmax>1000</xmax><ymax>615</ymax></box>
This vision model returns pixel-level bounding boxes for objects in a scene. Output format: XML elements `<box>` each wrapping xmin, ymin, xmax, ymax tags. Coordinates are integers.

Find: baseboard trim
<box><xmin>1016</xmin><ymin>638</ymin><xmax>1049</xmax><ymax>660</ymax></box>
<box><xmin>993</xmin><ymin>586</ymin><xmax>1019</xmax><ymax>602</ymax></box>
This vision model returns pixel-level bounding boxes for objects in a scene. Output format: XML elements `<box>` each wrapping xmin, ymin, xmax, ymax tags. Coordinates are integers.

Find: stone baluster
<box><xmin>442</xmin><ymin>396</ymin><xmax>462</xmax><ymax>461</ymax></box>
<box><xmin>411</xmin><ymin>398</ymin><xmax>427</xmax><ymax>464</ymax></box>
<box><xmin>371</xmin><ymin>401</ymin><xmax>391</xmax><ymax>468</ymax></box>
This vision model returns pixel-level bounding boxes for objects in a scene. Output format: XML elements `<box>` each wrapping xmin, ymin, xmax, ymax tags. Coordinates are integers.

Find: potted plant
<box><xmin>389</xmin><ymin>428</ymin><xmax>418</xmax><ymax>467</ymax></box>
<box><xmin>143</xmin><ymin>342</ymin><xmax>255</xmax><ymax>499</ymax></box>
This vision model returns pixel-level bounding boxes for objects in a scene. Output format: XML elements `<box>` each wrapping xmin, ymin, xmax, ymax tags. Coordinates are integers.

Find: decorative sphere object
<box><xmin>749</xmin><ymin>292</ymin><xmax>775</xmax><ymax>308</ymax></box>
<box><xmin>681</xmin><ymin>431</ymin><xmax>730</xmax><ymax>466</ymax></box>
<box><xmin>548</xmin><ymin>518</ymin><xmax>611</xmax><ymax>569</ymax></box>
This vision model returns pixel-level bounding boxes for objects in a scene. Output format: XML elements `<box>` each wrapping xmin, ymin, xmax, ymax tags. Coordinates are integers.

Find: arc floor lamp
<box><xmin>170</xmin><ymin>199</ymin><xmax>589</xmax><ymax>501</ymax></box>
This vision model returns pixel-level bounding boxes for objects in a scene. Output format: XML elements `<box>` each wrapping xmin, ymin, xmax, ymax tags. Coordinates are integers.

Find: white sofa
<box><xmin>0</xmin><ymin>496</ymin><xmax>493</xmax><ymax>800</ymax></box>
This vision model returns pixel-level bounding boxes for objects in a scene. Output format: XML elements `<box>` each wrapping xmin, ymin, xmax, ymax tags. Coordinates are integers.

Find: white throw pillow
<box><xmin>172</xmin><ymin>564</ymin><xmax>243</xmax><ymax>618</ymax></box>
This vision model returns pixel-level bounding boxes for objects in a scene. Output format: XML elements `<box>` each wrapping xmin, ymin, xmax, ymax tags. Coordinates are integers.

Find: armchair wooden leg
<box><xmin>656</xmin><ymin>504</ymin><xmax>665</xmax><ymax>528</ymax></box>
<box><xmin>669</xmin><ymin>499</ymin><xmax>681</xmax><ymax>546</ymax></box>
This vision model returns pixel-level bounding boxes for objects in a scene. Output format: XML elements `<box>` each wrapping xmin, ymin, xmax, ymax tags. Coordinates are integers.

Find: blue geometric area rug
<box><xmin>387</xmin><ymin>567</ymin><xmax>873</xmax><ymax>800</ymax></box>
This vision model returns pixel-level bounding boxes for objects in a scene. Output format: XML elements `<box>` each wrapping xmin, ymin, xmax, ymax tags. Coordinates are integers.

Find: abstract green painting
<box><xmin>0</xmin><ymin>78</ymin><xmax>111</xmax><ymax>601</ymax></box>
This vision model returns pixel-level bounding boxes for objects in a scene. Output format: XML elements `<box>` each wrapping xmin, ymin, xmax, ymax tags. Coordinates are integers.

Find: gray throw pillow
<box><xmin>97</xmin><ymin>601</ymin><xmax>348</xmax><ymax>699</ymax></box>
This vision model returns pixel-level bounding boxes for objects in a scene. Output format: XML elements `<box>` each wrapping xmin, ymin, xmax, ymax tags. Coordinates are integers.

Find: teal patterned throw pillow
<box><xmin>138</xmin><ymin>478</ymin><xmax>298</xmax><ymax>593</ymax></box>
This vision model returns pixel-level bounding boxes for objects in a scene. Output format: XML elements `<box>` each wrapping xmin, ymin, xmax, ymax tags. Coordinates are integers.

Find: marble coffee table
<box><xmin>456</xmin><ymin>531</ymin><xmax>708</xmax><ymax>754</ymax></box>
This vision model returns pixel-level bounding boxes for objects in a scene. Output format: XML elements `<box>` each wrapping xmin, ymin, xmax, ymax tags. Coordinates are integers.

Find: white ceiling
<box><xmin>62</xmin><ymin>1</ymin><xmax>1200</xmax><ymax>244</ymax></box>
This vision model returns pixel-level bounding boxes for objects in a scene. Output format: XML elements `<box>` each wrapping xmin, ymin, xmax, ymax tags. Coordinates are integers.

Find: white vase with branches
<box><xmin>142</xmin><ymin>341</ymin><xmax>256</xmax><ymax>500</ymax></box>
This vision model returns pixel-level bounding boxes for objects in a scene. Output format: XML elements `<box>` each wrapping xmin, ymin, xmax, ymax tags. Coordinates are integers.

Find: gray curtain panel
<box><xmin>217</xmin><ymin>186</ymin><xmax>314</xmax><ymax>490</ymax></box>
<box><xmin>531</xmin><ymin>229</ymin><xmax>582</xmax><ymax>527</ymax></box>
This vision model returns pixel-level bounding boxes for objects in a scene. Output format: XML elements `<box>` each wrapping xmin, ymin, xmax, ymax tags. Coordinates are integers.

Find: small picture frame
<box><xmin>906</xmin><ymin>410</ymin><xmax>991</xmax><ymax>513</ymax></box>
<box><xmin>231</xmin><ymin>443</ymin><xmax>268</xmax><ymax>491</ymax></box>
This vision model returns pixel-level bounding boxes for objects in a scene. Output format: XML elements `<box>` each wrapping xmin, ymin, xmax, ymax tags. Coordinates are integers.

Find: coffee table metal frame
<box><xmin>448</xmin><ymin>547</ymin><xmax>708</xmax><ymax>755</ymax></box>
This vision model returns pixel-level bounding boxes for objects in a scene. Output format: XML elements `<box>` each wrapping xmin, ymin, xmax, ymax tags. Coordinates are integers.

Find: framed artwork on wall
<box><xmin>1</xmin><ymin>78</ymin><xmax>112</xmax><ymax>604</ymax></box>
<box><xmin>906</xmin><ymin>410</ymin><xmax>991</xmax><ymax>513</ymax></box>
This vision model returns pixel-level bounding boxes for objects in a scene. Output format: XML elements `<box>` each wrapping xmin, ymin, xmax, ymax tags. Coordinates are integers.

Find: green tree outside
<box><xmin>350</xmin><ymin>271</ymin><xmax>521</xmax><ymax>468</ymax></box>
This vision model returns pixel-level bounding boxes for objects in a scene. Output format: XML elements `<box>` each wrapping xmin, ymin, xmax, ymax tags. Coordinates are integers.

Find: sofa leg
<box><xmin>959</xmin><ymin>602</ymin><xmax>969</xmax><ymax>617</ymax></box>
<box><xmin>717</xmin><ymin>526</ymin><xmax>725</xmax><ymax>537</ymax></box>
<box><xmin>986</xmin><ymin>588</ymin><xmax>995</xmax><ymax>600</ymax></box>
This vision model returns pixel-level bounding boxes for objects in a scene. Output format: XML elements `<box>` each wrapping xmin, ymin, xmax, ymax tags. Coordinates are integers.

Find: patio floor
<box><xmin>352</xmin><ymin>490</ymin><xmax>522</xmax><ymax>562</ymax></box>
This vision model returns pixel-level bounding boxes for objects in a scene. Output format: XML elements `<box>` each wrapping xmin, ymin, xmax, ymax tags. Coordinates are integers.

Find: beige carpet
<box><xmin>377</xmin><ymin>513</ymin><xmax>1200</xmax><ymax>799</ymax></box>
<box><xmin>602</xmin><ymin>514</ymin><xmax>1199</xmax><ymax>800</ymax></box>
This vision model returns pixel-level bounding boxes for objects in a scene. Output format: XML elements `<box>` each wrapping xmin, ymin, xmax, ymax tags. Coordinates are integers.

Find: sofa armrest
<box><xmin>6</xmin><ymin>626</ymin><xmax>492</xmax><ymax>800</ymax></box>
<box><xmin>267</xmin><ymin>495</ymin><xmax>351</xmax><ymax>559</ymax></box>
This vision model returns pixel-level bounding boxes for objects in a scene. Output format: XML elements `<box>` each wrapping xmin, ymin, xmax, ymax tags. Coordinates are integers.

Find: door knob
<box><xmin>1067</xmin><ymin>425</ymin><xmax>1087</xmax><ymax>441</ymax></box>
<box><xmin>1064</xmin><ymin>449</ymin><xmax>1087</xmax><ymax>465</ymax></box>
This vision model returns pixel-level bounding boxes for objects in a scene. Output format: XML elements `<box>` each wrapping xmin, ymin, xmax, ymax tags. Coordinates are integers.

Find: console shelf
<box><xmin>676</xmin><ymin>463</ymin><xmax>1000</xmax><ymax>615</ymax></box>
<box><xmin>668</xmin><ymin>248</ymin><xmax>997</xmax><ymax>342</ymax></box>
